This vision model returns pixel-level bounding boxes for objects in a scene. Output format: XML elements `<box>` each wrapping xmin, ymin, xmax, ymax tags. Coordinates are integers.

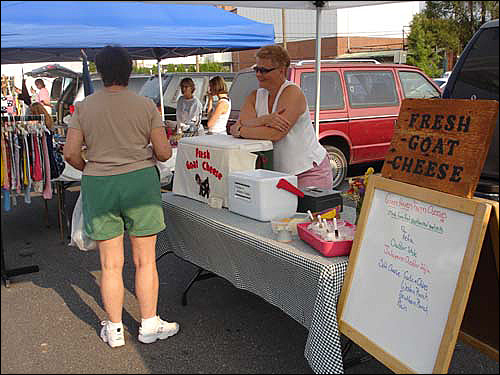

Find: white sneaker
<box><xmin>100</xmin><ymin>321</ymin><xmax>125</xmax><ymax>348</ymax></box>
<box><xmin>138</xmin><ymin>316</ymin><xmax>179</xmax><ymax>344</ymax></box>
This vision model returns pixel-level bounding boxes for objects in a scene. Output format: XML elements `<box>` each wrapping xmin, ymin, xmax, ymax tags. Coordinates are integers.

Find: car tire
<box><xmin>324</xmin><ymin>145</ymin><xmax>348</xmax><ymax>189</ymax></box>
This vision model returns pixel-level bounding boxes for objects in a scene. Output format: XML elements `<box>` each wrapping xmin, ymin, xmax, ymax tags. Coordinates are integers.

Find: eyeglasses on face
<box><xmin>252</xmin><ymin>65</ymin><xmax>278</xmax><ymax>74</ymax></box>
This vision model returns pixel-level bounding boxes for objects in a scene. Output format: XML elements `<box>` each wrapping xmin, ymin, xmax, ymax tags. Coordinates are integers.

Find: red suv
<box><xmin>228</xmin><ymin>60</ymin><xmax>441</xmax><ymax>188</ymax></box>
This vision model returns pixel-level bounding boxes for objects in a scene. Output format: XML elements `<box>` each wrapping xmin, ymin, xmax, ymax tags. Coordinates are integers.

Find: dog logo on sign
<box><xmin>195</xmin><ymin>174</ymin><xmax>210</xmax><ymax>198</ymax></box>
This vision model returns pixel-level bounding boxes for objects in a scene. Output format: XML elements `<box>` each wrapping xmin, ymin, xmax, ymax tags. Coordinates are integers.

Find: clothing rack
<box><xmin>1</xmin><ymin>114</ymin><xmax>46</xmax><ymax>286</ymax></box>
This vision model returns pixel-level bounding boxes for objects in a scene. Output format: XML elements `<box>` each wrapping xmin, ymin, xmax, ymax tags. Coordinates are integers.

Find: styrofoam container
<box><xmin>228</xmin><ymin>169</ymin><xmax>299</xmax><ymax>221</ymax></box>
<box><xmin>271</xmin><ymin>213</ymin><xmax>310</xmax><ymax>236</ymax></box>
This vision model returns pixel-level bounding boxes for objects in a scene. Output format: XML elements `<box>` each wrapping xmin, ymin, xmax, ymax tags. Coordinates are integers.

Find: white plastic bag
<box><xmin>69</xmin><ymin>193</ymin><xmax>97</xmax><ymax>251</ymax></box>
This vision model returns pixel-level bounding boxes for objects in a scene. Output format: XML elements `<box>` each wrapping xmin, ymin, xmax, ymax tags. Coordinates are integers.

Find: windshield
<box><xmin>138</xmin><ymin>75</ymin><xmax>172</xmax><ymax>103</ymax></box>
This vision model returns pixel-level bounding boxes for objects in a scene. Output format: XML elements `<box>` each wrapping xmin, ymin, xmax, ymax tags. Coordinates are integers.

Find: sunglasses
<box><xmin>253</xmin><ymin>66</ymin><xmax>278</xmax><ymax>74</ymax></box>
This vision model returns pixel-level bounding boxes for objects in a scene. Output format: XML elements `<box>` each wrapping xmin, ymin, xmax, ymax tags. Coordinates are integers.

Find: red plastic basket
<box><xmin>297</xmin><ymin>221</ymin><xmax>355</xmax><ymax>257</ymax></box>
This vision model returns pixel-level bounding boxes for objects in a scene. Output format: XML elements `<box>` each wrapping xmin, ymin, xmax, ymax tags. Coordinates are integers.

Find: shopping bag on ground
<box><xmin>69</xmin><ymin>193</ymin><xmax>97</xmax><ymax>251</ymax></box>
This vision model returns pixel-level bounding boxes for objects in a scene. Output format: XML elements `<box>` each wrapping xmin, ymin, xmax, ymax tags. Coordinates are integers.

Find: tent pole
<box><xmin>314</xmin><ymin>5</ymin><xmax>322</xmax><ymax>139</ymax></box>
<box><xmin>157</xmin><ymin>59</ymin><xmax>165</xmax><ymax>123</ymax></box>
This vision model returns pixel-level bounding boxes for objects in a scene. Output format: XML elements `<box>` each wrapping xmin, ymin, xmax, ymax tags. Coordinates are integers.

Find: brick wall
<box><xmin>231</xmin><ymin>36</ymin><xmax>404</xmax><ymax>71</ymax></box>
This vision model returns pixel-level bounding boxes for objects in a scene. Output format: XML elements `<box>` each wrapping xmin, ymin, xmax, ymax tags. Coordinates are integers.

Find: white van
<box><xmin>138</xmin><ymin>72</ymin><xmax>235</xmax><ymax>124</ymax></box>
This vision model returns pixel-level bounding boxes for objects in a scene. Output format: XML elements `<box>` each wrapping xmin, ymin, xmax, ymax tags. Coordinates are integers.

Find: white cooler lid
<box><xmin>179</xmin><ymin>134</ymin><xmax>273</xmax><ymax>152</ymax></box>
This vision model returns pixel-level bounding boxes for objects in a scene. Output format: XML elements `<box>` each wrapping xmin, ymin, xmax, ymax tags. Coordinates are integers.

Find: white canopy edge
<box><xmin>139</xmin><ymin>1</ymin><xmax>404</xmax><ymax>10</ymax></box>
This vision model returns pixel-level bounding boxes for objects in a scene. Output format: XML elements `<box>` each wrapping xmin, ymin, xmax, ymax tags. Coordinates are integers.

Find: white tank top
<box><xmin>255</xmin><ymin>80</ymin><xmax>327</xmax><ymax>175</ymax></box>
<box><xmin>210</xmin><ymin>97</ymin><xmax>231</xmax><ymax>134</ymax></box>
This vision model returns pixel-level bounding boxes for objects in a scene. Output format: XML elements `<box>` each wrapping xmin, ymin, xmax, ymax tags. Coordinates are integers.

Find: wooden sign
<box><xmin>382</xmin><ymin>99</ymin><xmax>498</xmax><ymax>198</ymax></box>
<box><xmin>459</xmin><ymin>199</ymin><xmax>499</xmax><ymax>361</ymax></box>
<box><xmin>337</xmin><ymin>175</ymin><xmax>491</xmax><ymax>373</ymax></box>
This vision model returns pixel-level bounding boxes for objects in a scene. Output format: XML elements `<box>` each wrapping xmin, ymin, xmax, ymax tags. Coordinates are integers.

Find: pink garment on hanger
<box><xmin>32</xmin><ymin>134</ymin><xmax>43</xmax><ymax>182</ymax></box>
<box><xmin>41</xmin><ymin>132</ymin><xmax>52</xmax><ymax>199</ymax></box>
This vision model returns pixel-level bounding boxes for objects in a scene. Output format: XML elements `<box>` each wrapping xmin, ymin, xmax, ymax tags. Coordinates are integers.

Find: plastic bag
<box><xmin>69</xmin><ymin>193</ymin><xmax>97</xmax><ymax>251</ymax></box>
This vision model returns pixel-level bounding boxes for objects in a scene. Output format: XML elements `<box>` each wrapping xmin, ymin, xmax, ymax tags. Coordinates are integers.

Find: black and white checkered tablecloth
<box><xmin>157</xmin><ymin>192</ymin><xmax>353</xmax><ymax>374</ymax></box>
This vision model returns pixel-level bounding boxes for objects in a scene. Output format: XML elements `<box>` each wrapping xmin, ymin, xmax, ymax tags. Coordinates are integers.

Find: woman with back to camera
<box><xmin>206</xmin><ymin>75</ymin><xmax>231</xmax><ymax>134</ymax></box>
<box><xmin>63</xmin><ymin>45</ymin><xmax>178</xmax><ymax>348</ymax></box>
<box><xmin>229</xmin><ymin>45</ymin><xmax>333</xmax><ymax>190</ymax></box>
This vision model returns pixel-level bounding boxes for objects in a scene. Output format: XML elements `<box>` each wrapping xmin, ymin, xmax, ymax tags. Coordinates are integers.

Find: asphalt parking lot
<box><xmin>1</xmin><ymin>187</ymin><xmax>498</xmax><ymax>374</ymax></box>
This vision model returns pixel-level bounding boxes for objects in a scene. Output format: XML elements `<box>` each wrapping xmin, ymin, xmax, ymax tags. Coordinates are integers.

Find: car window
<box><xmin>449</xmin><ymin>27</ymin><xmax>499</xmax><ymax>100</ymax></box>
<box><xmin>344</xmin><ymin>70</ymin><xmax>399</xmax><ymax>108</ymax></box>
<box><xmin>228</xmin><ymin>71</ymin><xmax>259</xmax><ymax>111</ymax></box>
<box><xmin>399</xmin><ymin>71</ymin><xmax>440</xmax><ymax>99</ymax></box>
<box><xmin>51</xmin><ymin>78</ymin><xmax>63</xmax><ymax>100</ymax></box>
<box><xmin>89</xmin><ymin>78</ymin><xmax>102</xmax><ymax>91</ymax></box>
<box><xmin>138</xmin><ymin>76</ymin><xmax>171</xmax><ymax>103</ymax></box>
<box><xmin>300</xmin><ymin>71</ymin><xmax>344</xmax><ymax>110</ymax></box>
<box><xmin>127</xmin><ymin>77</ymin><xmax>150</xmax><ymax>94</ymax></box>
<box><xmin>62</xmin><ymin>77</ymin><xmax>73</xmax><ymax>93</ymax></box>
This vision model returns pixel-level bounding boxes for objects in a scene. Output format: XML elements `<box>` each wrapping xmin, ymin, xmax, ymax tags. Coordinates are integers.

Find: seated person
<box><xmin>206</xmin><ymin>76</ymin><xmax>231</xmax><ymax>135</ymax></box>
<box><xmin>176</xmin><ymin>77</ymin><xmax>204</xmax><ymax>135</ymax></box>
<box><xmin>228</xmin><ymin>45</ymin><xmax>333</xmax><ymax>190</ymax></box>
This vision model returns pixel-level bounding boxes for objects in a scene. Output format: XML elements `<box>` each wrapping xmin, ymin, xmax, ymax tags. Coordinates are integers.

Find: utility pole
<box><xmin>196</xmin><ymin>55</ymin><xmax>200</xmax><ymax>72</ymax></box>
<box><xmin>282</xmin><ymin>8</ymin><xmax>287</xmax><ymax>49</ymax></box>
<box><xmin>346</xmin><ymin>9</ymin><xmax>350</xmax><ymax>53</ymax></box>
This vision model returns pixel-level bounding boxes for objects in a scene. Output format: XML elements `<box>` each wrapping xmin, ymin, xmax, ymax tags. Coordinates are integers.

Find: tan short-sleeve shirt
<box><xmin>69</xmin><ymin>88</ymin><xmax>163</xmax><ymax>176</ymax></box>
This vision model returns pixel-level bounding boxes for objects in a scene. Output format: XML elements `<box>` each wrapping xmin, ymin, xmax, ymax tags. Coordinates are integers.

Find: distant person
<box><xmin>206</xmin><ymin>76</ymin><xmax>231</xmax><ymax>134</ymax></box>
<box><xmin>229</xmin><ymin>45</ymin><xmax>333</xmax><ymax>190</ymax></box>
<box><xmin>64</xmin><ymin>45</ymin><xmax>178</xmax><ymax>348</ymax></box>
<box><xmin>31</xmin><ymin>78</ymin><xmax>52</xmax><ymax>115</ymax></box>
<box><xmin>176</xmin><ymin>77</ymin><xmax>204</xmax><ymax>135</ymax></box>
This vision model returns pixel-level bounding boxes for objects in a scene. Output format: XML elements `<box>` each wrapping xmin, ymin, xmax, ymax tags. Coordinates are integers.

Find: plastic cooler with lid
<box><xmin>172</xmin><ymin>134</ymin><xmax>273</xmax><ymax>207</ymax></box>
<box><xmin>227</xmin><ymin>169</ymin><xmax>303</xmax><ymax>221</ymax></box>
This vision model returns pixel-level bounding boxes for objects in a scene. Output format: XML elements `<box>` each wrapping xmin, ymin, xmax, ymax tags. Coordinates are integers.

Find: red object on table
<box><xmin>276</xmin><ymin>178</ymin><xmax>304</xmax><ymax>197</ymax></box>
<box><xmin>297</xmin><ymin>221</ymin><xmax>355</xmax><ymax>257</ymax></box>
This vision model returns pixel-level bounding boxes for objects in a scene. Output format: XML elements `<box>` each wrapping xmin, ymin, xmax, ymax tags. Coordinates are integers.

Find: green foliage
<box><xmin>199</xmin><ymin>62</ymin><xmax>229</xmax><ymax>72</ymax></box>
<box><xmin>407</xmin><ymin>14</ymin><xmax>442</xmax><ymax>77</ymax></box>
<box><xmin>132</xmin><ymin>65</ymin><xmax>156</xmax><ymax>74</ymax></box>
<box><xmin>160</xmin><ymin>62</ymin><xmax>230</xmax><ymax>73</ymax></box>
<box><xmin>407</xmin><ymin>1</ymin><xmax>499</xmax><ymax>77</ymax></box>
<box><xmin>164</xmin><ymin>64</ymin><xmax>191</xmax><ymax>72</ymax></box>
<box><xmin>424</xmin><ymin>1</ymin><xmax>499</xmax><ymax>48</ymax></box>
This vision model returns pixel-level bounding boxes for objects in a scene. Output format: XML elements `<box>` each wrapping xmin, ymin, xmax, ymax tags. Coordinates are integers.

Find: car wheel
<box><xmin>324</xmin><ymin>145</ymin><xmax>348</xmax><ymax>189</ymax></box>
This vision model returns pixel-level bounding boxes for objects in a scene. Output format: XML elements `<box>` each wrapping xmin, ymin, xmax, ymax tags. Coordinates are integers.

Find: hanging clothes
<box><xmin>1</xmin><ymin>115</ymin><xmax>55</xmax><ymax>211</ymax></box>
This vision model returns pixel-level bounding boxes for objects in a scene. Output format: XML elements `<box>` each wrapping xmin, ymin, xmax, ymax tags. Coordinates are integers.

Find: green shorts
<box><xmin>81</xmin><ymin>166</ymin><xmax>166</xmax><ymax>241</ymax></box>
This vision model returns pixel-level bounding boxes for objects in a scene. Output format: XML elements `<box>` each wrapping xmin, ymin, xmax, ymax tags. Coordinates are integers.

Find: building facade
<box><xmin>231</xmin><ymin>2</ymin><xmax>425</xmax><ymax>71</ymax></box>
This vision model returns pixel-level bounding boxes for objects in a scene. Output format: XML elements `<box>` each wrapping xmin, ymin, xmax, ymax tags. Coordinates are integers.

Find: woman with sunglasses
<box><xmin>229</xmin><ymin>45</ymin><xmax>333</xmax><ymax>190</ymax></box>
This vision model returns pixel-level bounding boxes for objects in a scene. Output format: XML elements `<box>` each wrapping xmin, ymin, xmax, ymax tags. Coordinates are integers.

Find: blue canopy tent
<box><xmin>1</xmin><ymin>1</ymin><xmax>274</xmax><ymax>117</ymax></box>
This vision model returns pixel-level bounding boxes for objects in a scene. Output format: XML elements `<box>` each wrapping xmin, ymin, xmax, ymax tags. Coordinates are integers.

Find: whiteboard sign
<box><xmin>337</xmin><ymin>176</ymin><xmax>491</xmax><ymax>373</ymax></box>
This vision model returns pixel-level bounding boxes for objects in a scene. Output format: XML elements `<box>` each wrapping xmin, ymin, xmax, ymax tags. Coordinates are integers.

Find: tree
<box><xmin>407</xmin><ymin>14</ymin><xmax>442</xmax><ymax>77</ymax></box>
<box><xmin>424</xmin><ymin>1</ymin><xmax>498</xmax><ymax>50</ymax></box>
<box><xmin>407</xmin><ymin>1</ymin><xmax>498</xmax><ymax>76</ymax></box>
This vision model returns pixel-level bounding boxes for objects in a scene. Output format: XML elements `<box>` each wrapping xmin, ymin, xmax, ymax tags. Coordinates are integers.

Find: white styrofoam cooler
<box><xmin>228</xmin><ymin>169</ymin><xmax>298</xmax><ymax>222</ymax></box>
<box><xmin>173</xmin><ymin>135</ymin><xmax>273</xmax><ymax>207</ymax></box>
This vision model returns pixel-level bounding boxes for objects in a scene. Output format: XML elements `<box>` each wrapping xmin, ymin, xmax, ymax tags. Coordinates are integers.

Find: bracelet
<box><xmin>234</xmin><ymin>123</ymin><xmax>243</xmax><ymax>138</ymax></box>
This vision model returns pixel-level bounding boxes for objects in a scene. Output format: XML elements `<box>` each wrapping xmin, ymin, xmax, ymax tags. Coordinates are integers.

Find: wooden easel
<box><xmin>459</xmin><ymin>199</ymin><xmax>499</xmax><ymax>361</ymax></box>
<box><xmin>337</xmin><ymin>176</ymin><xmax>492</xmax><ymax>373</ymax></box>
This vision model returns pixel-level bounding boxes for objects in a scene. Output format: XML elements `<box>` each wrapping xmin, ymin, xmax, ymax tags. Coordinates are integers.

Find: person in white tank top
<box><xmin>206</xmin><ymin>76</ymin><xmax>231</xmax><ymax>135</ymax></box>
<box><xmin>228</xmin><ymin>45</ymin><xmax>333</xmax><ymax>190</ymax></box>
